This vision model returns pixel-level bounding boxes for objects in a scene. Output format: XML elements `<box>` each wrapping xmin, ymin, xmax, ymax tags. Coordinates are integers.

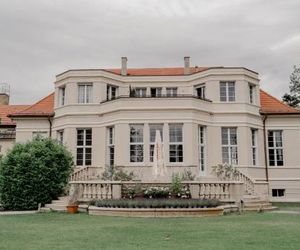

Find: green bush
<box><xmin>144</xmin><ymin>186</ymin><xmax>170</xmax><ymax>199</ymax></box>
<box><xmin>0</xmin><ymin>137</ymin><xmax>73</xmax><ymax>210</ymax></box>
<box><xmin>101</xmin><ymin>166</ymin><xmax>135</xmax><ymax>181</ymax></box>
<box><xmin>94</xmin><ymin>199</ymin><xmax>221</xmax><ymax>209</ymax></box>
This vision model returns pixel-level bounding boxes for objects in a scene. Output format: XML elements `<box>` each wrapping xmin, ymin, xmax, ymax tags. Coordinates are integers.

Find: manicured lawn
<box><xmin>272</xmin><ymin>202</ymin><xmax>300</xmax><ymax>211</ymax></box>
<box><xmin>0</xmin><ymin>212</ymin><xmax>300</xmax><ymax>250</ymax></box>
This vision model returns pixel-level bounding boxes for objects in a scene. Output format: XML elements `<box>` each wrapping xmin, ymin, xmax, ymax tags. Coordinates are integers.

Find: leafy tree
<box><xmin>0</xmin><ymin>137</ymin><xmax>73</xmax><ymax>210</ymax></box>
<box><xmin>282</xmin><ymin>65</ymin><xmax>300</xmax><ymax>107</ymax></box>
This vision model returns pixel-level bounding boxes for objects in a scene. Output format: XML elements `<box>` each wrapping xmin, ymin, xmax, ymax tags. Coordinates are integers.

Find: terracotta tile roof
<box><xmin>9</xmin><ymin>93</ymin><xmax>54</xmax><ymax>117</ymax></box>
<box><xmin>260</xmin><ymin>89</ymin><xmax>300</xmax><ymax>114</ymax></box>
<box><xmin>0</xmin><ymin>105</ymin><xmax>29</xmax><ymax>125</ymax></box>
<box><xmin>103</xmin><ymin>67</ymin><xmax>211</xmax><ymax>76</ymax></box>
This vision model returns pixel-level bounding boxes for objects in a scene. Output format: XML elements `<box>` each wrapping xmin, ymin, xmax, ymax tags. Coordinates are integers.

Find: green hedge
<box><xmin>0</xmin><ymin>137</ymin><xmax>73</xmax><ymax>210</ymax></box>
<box><xmin>92</xmin><ymin>199</ymin><xmax>221</xmax><ymax>209</ymax></box>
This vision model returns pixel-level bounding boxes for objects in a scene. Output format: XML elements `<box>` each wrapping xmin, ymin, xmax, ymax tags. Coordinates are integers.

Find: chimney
<box><xmin>0</xmin><ymin>83</ymin><xmax>10</xmax><ymax>105</ymax></box>
<box><xmin>0</xmin><ymin>93</ymin><xmax>9</xmax><ymax>105</ymax></box>
<box><xmin>121</xmin><ymin>57</ymin><xmax>127</xmax><ymax>76</ymax></box>
<box><xmin>184</xmin><ymin>56</ymin><xmax>190</xmax><ymax>75</ymax></box>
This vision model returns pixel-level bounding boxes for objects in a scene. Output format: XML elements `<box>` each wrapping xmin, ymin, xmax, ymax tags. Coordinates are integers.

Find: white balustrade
<box><xmin>69</xmin><ymin>181</ymin><xmax>243</xmax><ymax>202</ymax></box>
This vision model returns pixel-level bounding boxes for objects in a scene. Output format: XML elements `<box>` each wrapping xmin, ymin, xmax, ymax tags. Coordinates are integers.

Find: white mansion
<box><xmin>1</xmin><ymin>57</ymin><xmax>300</xmax><ymax>202</ymax></box>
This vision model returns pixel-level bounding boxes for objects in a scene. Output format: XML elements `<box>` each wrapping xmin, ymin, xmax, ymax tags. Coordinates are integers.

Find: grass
<box><xmin>0</xmin><ymin>212</ymin><xmax>300</xmax><ymax>250</ymax></box>
<box><xmin>272</xmin><ymin>202</ymin><xmax>300</xmax><ymax>211</ymax></box>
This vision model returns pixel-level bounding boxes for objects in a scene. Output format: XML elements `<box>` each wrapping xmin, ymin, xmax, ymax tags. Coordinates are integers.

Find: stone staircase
<box><xmin>242</xmin><ymin>195</ymin><xmax>277</xmax><ymax>212</ymax></box>
<box><xmin>40</xmin><ymin>196</ymin><xmax>69</xmax><ymax>212</ymax></box>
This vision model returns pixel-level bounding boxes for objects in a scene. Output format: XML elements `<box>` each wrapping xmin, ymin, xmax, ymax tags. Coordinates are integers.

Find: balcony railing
<box><xmin>101</xmin><ymin>94</ymin><xmax>212</xmax><ymax>104</ymax></box>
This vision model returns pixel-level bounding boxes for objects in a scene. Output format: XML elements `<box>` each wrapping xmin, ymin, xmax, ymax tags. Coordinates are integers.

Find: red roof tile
<box><xmin>0</xmin><ymin>105</ymin><xmax>29</xmax><ymax>125</ymax></box>
<box><xmin>10</xmin><ymin>93</ymin><xmax>54</xmax><ymax>117</ymax></box>
<box><xmin>103</xmin><ymin>67</ymin><xmax>210</xmax><ymax>76</ymax></box>
<box><xmin>260</xmin><ymin>89</ymin><xmax>300</xmax><ymax>114</ymax></box>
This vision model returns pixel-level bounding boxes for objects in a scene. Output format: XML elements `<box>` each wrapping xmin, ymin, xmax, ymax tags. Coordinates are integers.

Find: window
<box><xmin>59</xmin><ymin>87</ymin><xmax>65</xmax><ymax>106</ymax></box>
<box><xmin>107</xmin><ymin>127</ymin><xmax>115</xmax><ymax>166</ymax></box>
<box><xmin>149</xmin><ymin>124</ymin><xmax>163</xmax><ymax>162</ymax></box>
<box><xmin>76</xmin><ymin>129</ymin><xmax>92</xmax><ymax>166</ymax></box>
<box><xmin>169</xmin><ymin>124</ymin><xmax>183</xmax><ymax>162</ymax></box>
<box><xmin>272</xmin><ymin>189</ymin><xmax>285</xmax><ymax>197</ymax></box>
<box><xmin>32</xmin><ymin>131</ymin><xmax>48</xmax><ymax>138</ymax></box>
<box><xmin>268</xmin><ymin>130</ymin><xmax>283</xmax><ymax>166</ymax></box>
<box><xmin>57</xmin><ymin>130</ymin><xmax>64</xmax><ymax>145</ymax></box>
<box><xmin>222</xmin><ymin>127</ymin><xmax>238</xmax><ymax>165</ymax></box>
<box><xmin>251</xmin><ymin>129</ymin><xmax>258</xmax><ymax>166</ymax></box>
<box><xmin>130</xmin><ymin>125</ymin><xmax>144</xmax><ymax>162</ymax></box>
<box><xmin>78</xmin><ymin>83</ymin><xmax>93</xmax><ymax>104</ymax></box>
<box><xmin>249</xmin><ymin>84</ymin><xmax>255</xmax><ymax>104</ymax></box>
<box><xmin>166</xmin><ymin>87</ymin><xmax>178</xmax><ymax>97</ymax></box>
<box><xmin>150</xmin><ymin>88</ymin><xmax>162</xmax><ymax>97</ymax></box>
<box><xmin>106</xmin><ymin>85</ymin><xmax>118</xmax><ymax>100</ymax></box>
<box><xmin>220</xmin><ymin>82</ymin><xmax>235</xmax><ymax>102</ymax></box>
<box><xmin>196</xmin><ymin>85</ymin><xmax>205</xmax><ymax>99</ymax></box>
<box><xmin>199</xmin><ymin>126</ymin><xmax>206</xmax><ymax>172</ymax></box>
<box><xmin>132</xmin><ymin>88</ymin><xmax>146</xmax><ymax>98</ymax></box>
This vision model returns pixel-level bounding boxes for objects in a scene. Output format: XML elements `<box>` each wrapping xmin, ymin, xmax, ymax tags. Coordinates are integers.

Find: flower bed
<box><xmin>122</xmin><ymin>183</ymin><xmax>191</xmax><ymax>199</ymax></box>
<box><xmin>91</xmin><ymin>199</ymin><xmax>220</xmax><ymax>209</ymax></box>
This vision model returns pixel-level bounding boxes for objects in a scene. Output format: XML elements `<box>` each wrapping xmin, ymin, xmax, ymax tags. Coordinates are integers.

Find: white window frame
<box><xmin>251</xmin><ymin>129</ymin><xmax>258</xmax><ymax>166</ymax></box>
<box><xmin>57</xmin><ymin>130</ymin><xmax>64</xmax><ymax>145</ymax></box>
<box><xmin>198</xmin><ymin>126</ymin><xmax>206</xmax><ymax>174</ymax></box>
<box><xmin>149</xmin><ymin>124</ymin><xmax>164</xmax><ymax>162</ymax></box>
<box><xmin>130</xmin><ymin>124</ymin><xmax>144</xmax><ymax>163</ymax></box>
<box><xmin>249</xmin><ymin>84</ymin><xmax>255</xmax><ymax>104</ymax></box>
<box><xmin>59</xmin><ymin>86</ymin><xmax>66</xmax><ymax>106</ymax></box>
<box><xmin>195</xmin><ymin>84</ymin><xmax>205</xmax><ymax>99</ymax></box>
<box><xmin>32</xmin><ymin>131</ymin><xmax>48</xmax><ymax>138</ymax></box>
<box><xmin>150</xmin><ymin>87</ymin><xmax>162</xmax><ymax>97</ymax></box>
<box><xmin>268</xmin><ymin>130</ymin><xmax>284</xmax><ymax>166</ymax></box>
<box><xmin>272</xmin><ymin>189</ymin><xmax>285</xmax><ymax>197</ymax></box>
<box><xmin>76</xmin><ymin>128</ymin><xmax>92</xmax><ymax>166</ymax></box>
<box><xmin>78</xmin><ymin>83</ymin><xmax>93</xmax><ymax>104</ymax></box>
<box><xmin>169</xmin><ymin>123</ymin><xmax>183</xmax><ymax>163</ymax></box>
<box><xmin>221</xmin><ymin>127</ymin><xmax>238</xmax><ymax>165</ymax></box>
<box><xmin>166</xmin><ymin>87</ymin><xmax>178</xmax><ymax>97</ymax></box>
<box><xmin>107</xmin><ymin>127</ymin><xmax>115</xmax><ymax>166</ymax></box>
<box><xmin>133</xmin><ymin>88</ymin><xmax>147</xmax><ymax>98</ymax></box>
<box><xmin>106</xmin><ymin>85</ymin><xmax>118</xmax><ymax>101</ymax></box>
<box><xmin>220</xmin><ymin>81</ymin><xmax>235</xmax><ymax>102</ymax></box>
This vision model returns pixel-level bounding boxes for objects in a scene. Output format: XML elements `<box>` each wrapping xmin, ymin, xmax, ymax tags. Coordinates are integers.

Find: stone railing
<box><xmin>69</xmin><ymin>181</ymin><xmax>244</xmax><ymax>203</ymax></box>
<box><xmin>69</xmin><ymin>180</ymin><xmax>122</xmax><ymax>201</ymax></box>
<box><xmin>188</xmin><ymin>181</ymin><xmax>244</xmax><ymax>202</ymax></box>
<box><xmin>70</xmin><ymin>167</ymin><xmax>102</xmax><ymax>181</ymax></box>
<box><xmin>233</xmin><ymin>171</ymin><xmax>255</xmax><ymax>195</ymax></box>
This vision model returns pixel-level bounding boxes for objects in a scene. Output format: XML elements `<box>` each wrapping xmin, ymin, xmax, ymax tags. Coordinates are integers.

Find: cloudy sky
<box><xmin>0</xmin><ymin>0</ymin><xmax>299</xmax><ymax>104</ymax></box>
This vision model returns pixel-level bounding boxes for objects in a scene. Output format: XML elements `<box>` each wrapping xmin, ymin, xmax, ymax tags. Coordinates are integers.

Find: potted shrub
<box><xmin>67</xmin><ymin>185</ymin><xmax>79</xmax><ymax>214</ymax></box>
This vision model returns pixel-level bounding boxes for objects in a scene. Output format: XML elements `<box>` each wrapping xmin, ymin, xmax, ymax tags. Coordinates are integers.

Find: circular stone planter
<box><xmin>88</xmin><ymin>206</ymin><xmax>224</xmax><ymax>217</ymax></box>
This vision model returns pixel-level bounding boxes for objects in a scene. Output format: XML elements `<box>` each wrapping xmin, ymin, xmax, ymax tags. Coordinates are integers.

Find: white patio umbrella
<box><xmin>152</xmin><ymin>130</ymin><xmax>166</xmax><ymax>180</ymax></box>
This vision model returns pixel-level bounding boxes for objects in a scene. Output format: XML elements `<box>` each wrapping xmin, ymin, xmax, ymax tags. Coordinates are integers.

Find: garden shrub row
<box><xmin>92</xmin><ymin>199</ymin><xmax>221</xmax><ymax>209</ymax></box>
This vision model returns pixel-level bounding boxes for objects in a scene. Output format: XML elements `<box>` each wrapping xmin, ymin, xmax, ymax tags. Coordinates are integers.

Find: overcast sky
<box><xmin>0</xmin><ymin>0</ymin><xmax>299</xmax><ymax>104</ymax></box>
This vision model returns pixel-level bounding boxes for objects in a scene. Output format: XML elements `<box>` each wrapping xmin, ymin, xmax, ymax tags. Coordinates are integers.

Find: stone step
<box><xmin>58</xmin><ymin>196</ymin><xmax>69</xmax><ymax>201</ymax></box>
<box><xmin>244</xmin><ymin>203</ymin><xmax>272</xmax><ymax>208</ymax></box>
<box><xmin>51</xmin><ymin>200</ymin><xmax>68</xmax><ymax>205</ymax></box>
<box><xmin>243</xmin><ymin>195</ymin><xmax>261</xmax><ymax>200</ymax></box>
<box><xmin>244</xmin><ymin>206</ymin><xmax>278</xmax><ymax>212</ymax></box>
<box><xmin>244</xmin><ymin>201</ymin><xmax>271</xmax><ymax>205</ymax></box>
<box><xmin>45</xmin><ymin>204</ymin><xmax>67</xmax><ymax>211</ymax></box>
<box><xmin>39</xmin><ymin>207</ymin><xmax>51</xmax><ymax>213</ymax></box>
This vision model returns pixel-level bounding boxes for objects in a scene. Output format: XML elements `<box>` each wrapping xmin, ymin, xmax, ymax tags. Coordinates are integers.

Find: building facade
<box><xmin>7</xmin><ymin>57</ymin><xmax>300</xmax><ymax>202</ymax></box>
